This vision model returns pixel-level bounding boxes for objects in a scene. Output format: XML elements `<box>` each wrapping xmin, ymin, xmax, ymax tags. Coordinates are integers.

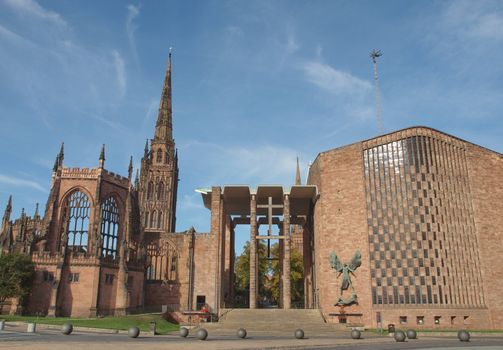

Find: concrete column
<box><xmin>249</xmin><ymin>194</ymin><xmax>257</xmax><ymax>309</ymax></box>
<box><xmin>282</xmin><ymin>194</ymin><xmax>291</xmax><ymax>309</ymax></box>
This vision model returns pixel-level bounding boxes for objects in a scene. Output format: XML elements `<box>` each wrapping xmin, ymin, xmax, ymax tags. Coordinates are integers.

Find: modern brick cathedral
<box><xmin>1</xmin><ymin>53</ymin><xmax>503</xmax><ymax>330</ymax></box>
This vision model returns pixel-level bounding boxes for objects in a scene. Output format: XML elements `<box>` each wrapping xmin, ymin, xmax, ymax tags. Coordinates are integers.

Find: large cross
<box><xmin>257</xmin><ymin>196</ymin><xmax>283</xmax><ymax>259</ymax></box>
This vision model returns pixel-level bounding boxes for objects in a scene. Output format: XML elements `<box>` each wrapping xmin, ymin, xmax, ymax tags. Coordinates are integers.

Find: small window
<box><xmin>451</xmin><ymin>316</ymin><xmax>456</xmax><ymax>325</ymax></box>
<box><xmin>43</xmin><ymin>271</ymin><xmax>54</xmax><ymax>282</ymax></box>
<box><xmin>434</xmin><ymin>316</ymin><xmax>441</xmax><ymax>325</ymax></box>
<box><xmin>170</xmin><ymin>256</ymin><xmax>177</xmax><ymax>271</ymax></box>
<box><xmin>399</xmin><ymin>316</ymin><xmax>407</xmax><ymax>325</ymax></box>
<box><xmin>68</xmin><ymin>273</ymin><xmax>80</xmax><ymax>283</ymax></box>
<box><xmin>417</xmin><ymin>316</ymin><xmax>424</xmax><ymax>325</ymax></box>
<box><xmin>463</xmin><ymin>316</ymin><xmax>470</xmax><ymax>325</ymax></box>
<box><xmin>196</xmin><ymin>295</ymin><xmax>206</xmax><ymax>311</ymax></box>
<box><xmin>105</xmin><ymin>274</ymin><xmax>115</xmax><ymax>285</ymax></box>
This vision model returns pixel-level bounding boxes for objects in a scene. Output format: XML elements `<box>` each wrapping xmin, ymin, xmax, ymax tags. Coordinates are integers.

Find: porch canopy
<box><xmin>196</xmin><ymin>185</ymin><xmax>318</xmax><ymax>217</ymax></box>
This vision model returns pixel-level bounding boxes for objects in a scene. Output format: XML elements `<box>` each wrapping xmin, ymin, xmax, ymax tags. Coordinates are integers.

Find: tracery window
<box><xmin>157</xmin><ymin>182</ymin><xmax>164</xmax><ymax>200</ymax></box>
<box><xmin>150</xmin><ymin>210</ymin><xmax>157</xmax><ymax>228</ymax></box>
<box><xmin>147</xmin><ymin>181</ymin><xmax>154</xmax><ymax>200</ymax></box>
<box><xmin>100</xmin><ymin>196</ymin><xmax>119</xmax><ymax>258</ymax></box>
<box><xmin>144</xmin><ymin>211</ymin><xmax>149</xmax><ymax>227</ymax></box>
<box><xmin>158</xmin><ymin>211</ymin><xmax>163</xmax><ymax>229</ymax></box>
<box><xmin>66</xmin><ymin>190</ymin><xmax>91</xmax><ymax>253</ymax></box>
<box><xmin>146</xmin><ymin>265</ymin><xmax>155</xmax><ymax>280</ymax></box>
<box><xmin>156</xmin><ymin>149</ymin><xmax>163</xmax><ymax>163</ymax></box>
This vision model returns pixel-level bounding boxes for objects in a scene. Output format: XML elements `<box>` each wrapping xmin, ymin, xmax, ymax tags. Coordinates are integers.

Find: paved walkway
<box><xmin>1</xmin><ymin>323</ymin><xmax>503</xmax><ymax>350</ymax></box>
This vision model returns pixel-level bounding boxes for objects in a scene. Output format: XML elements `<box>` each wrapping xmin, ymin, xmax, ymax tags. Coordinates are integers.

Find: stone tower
<box><xmin>139</xmin><ymin>50</ymin><xmax>179</xmax><ymax>235</ymax></box>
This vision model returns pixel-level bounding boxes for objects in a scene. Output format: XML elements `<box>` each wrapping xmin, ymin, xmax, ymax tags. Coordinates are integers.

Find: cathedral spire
<box><xmin>144</xmin><ymin>139</ymin><xmax>149</xmax><ymax>158</ymax></box>
<box><xmin>2</xmin><ymin>195</ymin><xmax>12</xmax><ymax>223</ymax></box>
<box><xmin>128</xmin><ymin>156</ymin><xmax>133</xmax><ymax>181</ymax></box>
<box><xmin>295</xmin><ymin>156</ymin><xmax>302</xmax><ymax>185</ymax></box>
<box><xmin>53</xmin><ymin>153</ymin><xmax>59</xmax><ymax>172</ymax></box>
<box><xmin>154</xmin><ymin>48</ymin><xmax>173</xmax><ymax>142</ymax></box>
<box><xmin>134</xmin><ymin>169</ymin><xmax>139</xmax><ymax>190</ymax></box>
<box><xmin>58</xmin><ymin>142</ymin><xmax>64</xmax><ymax>167</ymax></box>
<box><xmin>99</xmin><ymin>144</ymin><xmax>105</xmax><ymax>169</ymax></box>
<box><xmin>34</xmin><ymin>202</ymin><xmax>39</xmax><ymax>218</ymax></box>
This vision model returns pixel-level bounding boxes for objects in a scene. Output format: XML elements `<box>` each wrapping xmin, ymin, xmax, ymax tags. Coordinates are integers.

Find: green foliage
<box><xmin>270</xmin><ymin>245</ymin><xmax>304</xmax><ymax>304</ymax></box>
<box><xmin>0</xmin><ymin>253</ymin><xmax>35</xmax><ymax>303</ymax></box>
<box><xmin>1</xmin><ymin>314</ymin><xmax>178</xmax><ymax>334</ymax></box>
<box><xmin>234</xmin><ymin>241</ymin><xmax>270</xmax><ymax>307</ymax></box>
<box><xmin>234</xmin><ymin>241</ymin><xmax>304</xmax><ymax>306</ymax></box>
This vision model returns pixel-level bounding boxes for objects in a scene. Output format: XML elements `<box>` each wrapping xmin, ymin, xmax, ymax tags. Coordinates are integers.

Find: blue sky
<box><xmin>1</xmin><ymin>0</ymin><xmax>503</xmax><ymax>253</ymax></box>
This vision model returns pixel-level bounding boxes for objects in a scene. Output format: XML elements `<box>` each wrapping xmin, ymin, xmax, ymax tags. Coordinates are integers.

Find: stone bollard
<box><xmin>27</xmin><ymin>322</ymin><xmax>37</xmax><ymax>333</ymax></box>
<box><xmin>179</xmin><ymin>327</ymin><xmax>189</xmax><ymax>337</ymax></box>
<box><xmin>351</xmin><ymin>329</ymin><xmax>361</xmax><ymax>339</ymax></box>
<box><xmin>0</xmin><ymin>319</ymin><xmax>5</xmax><ymax>331</ymax></box>
<box><xmin>394</xmin><ymin>330</ymin><xmax>406</xmax><ymax>342</ymax></box>
<box><xmin>128</xmin><ymin>326</ymin><xmax>140</xmax><ymax>338</ymax></box>
<box><xmin>149</xmin><ymin>321</ymin><xmax>156</xmax><ymax>335</ymax></box>
<box><xmin>237</xmin><ymin>328</ymin><xmax>247</xmax><ymax>339</ymax></box>
<box><xmin>406</xmin><ymin>329</ymin><xmax>417</xmax><ymax>339</ymax></box>
<box><xmin>294</xmin><ymin>329</ymin><xmax>304</xmax><ymax>339</ymax></box>
<box><xmin>196</xmin><ymin>328</ymin><xmax>208</xmax><ymax>340</ymax></box>
<box><xmin>458</xmin><ymin>330</ymin><xmax>470</xmax><ymax>342</ymax></box>
<box><xmin>61</xmin><ymin>323</ymin><xmax>73</xmax><ymax>335</ymax></box>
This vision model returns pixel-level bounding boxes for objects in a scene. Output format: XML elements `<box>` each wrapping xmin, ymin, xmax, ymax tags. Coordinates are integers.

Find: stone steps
<box><xmin>201</xmin><ymin>308</ymin><xmax>348</xmax><ymax>334</ymax></box>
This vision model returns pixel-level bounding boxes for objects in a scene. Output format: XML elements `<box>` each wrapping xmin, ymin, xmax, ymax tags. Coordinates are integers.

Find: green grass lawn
<box><xmin>0</xmin><ymin>314</ymin><xmax>179</xmax><ymax>334</ymax></box>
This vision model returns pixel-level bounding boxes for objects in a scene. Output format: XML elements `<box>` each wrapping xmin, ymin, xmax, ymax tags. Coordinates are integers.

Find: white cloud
<box><xmin>443</xmin><ymin>0</ymin><xmax>503</xmax><ymax>40</ymax></box>
<box><xmin>181</xmin><ymin>141</ymin><xmax>307</xmax><ymax>186</ymax></box>
<box><xmin>180</xmin><ymin>193</ymin><xmax>204</xmax><ymax>210</ymax></box>
<box><xmin>302</xmin><ymin>61</ymin><xmax>371</xmax><ymax>96</ymax></box>
<box><xmin>0</xmin><ymin>174</ymin><xmax>48</xmax><ymax>193</ymax></box>
<box><xmin>3</xmin><ymin>0</ymin><xmax>67</xmax><ymax>27</ymax></box>
<box><xmin>0</xmin><ymin>23</ymin><xmax>37</xmax><ymax>48</ymax></box>
<box><xmin>126</xmin><ymin>4</ymin><xmax>140</xmax><ymax>64</ymax></box>
<box><xmin>113</xmin><ymin>50</ymin><xmax>127</xmax><ymax>96</ymax></box>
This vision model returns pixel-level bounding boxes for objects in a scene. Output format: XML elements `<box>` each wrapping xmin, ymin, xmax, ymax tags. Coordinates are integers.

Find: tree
<box><xmin>0</xmin><ymin>253</ymin><xmax>35</xmax><ymax>313</ymax></box>
<box><xmin>233</xmin><ymin>241</ymin><xmax>270</xmax><ymax>307</ymax></box>
<box><xmin>234</xmin><ymin>241</ymin><xmax>304</xmax><ymax>307</ymax></box>
<box><xmin>270</xmin><ymin>244</ymin><xmax>304</xmax><ymax>305</ymax></box>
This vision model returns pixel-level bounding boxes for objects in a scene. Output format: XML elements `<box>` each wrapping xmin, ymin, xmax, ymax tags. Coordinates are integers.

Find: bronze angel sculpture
<box><xmin>330</xmin><ymin>250</ymin><xmax>361</xmax><ymax>306</ymax></box>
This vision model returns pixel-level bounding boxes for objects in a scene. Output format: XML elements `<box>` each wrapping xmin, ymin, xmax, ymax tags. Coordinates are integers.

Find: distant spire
<box><xmin>21</xmin><ymin>207</ymin><xmax>25</xmax><ymax>218</ymax></box>
<box><xmin>128</xmin><ymin>156</ymin><xmax>133</xmax><ymax>180</ymax></box>
<box><xmin>154</xmin><ymin>49</ymin><xmax>173</xmax><ymax>141</ymax></box>
<box><xmin>295</xmin><ymin>156</ymin><xmax>302</xmax><ymax>185</ymax></box>
<box><xmin>58</xmin><ymin>142</ymin><xmax>64</xmax><ymax>166</ymax></box>
<box><xmin>34</xmin><ymin>202</ymin><xmax>39</xmax><ymax>217</ymax></box>
<box><xmin>144</xmin><ymin>139</ymin><xmax>149</xmax><ymax>158</ymax></box>
<box><xmin>134</xmin><ymin>169</ymin><xmax>139</xmax><ymax>189</ymax></box>
<box><xmin>99</xmin><ymin>144</ymin><xmax>105</xmax><ymax>168</ymax></box>
<box><xmin>2</xmin><ymin>195</ymin><xmax>12</xmax><ymax>223</ymax></box>
<box><xmin>53</xmin><ymin>153</ymin><xmax>59</xmax><ymax>172</ymax></box>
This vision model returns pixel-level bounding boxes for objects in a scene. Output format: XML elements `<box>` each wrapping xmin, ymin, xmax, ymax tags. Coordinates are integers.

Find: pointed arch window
<box><xmin>156</xmin><ymin>149</ymin><xmax>163</xmax><ymax>163</ymax></box>
<box><xmin>147</xmin><ymin>181</ymin><xmax>154</xmax><ymax>200</ymax></box>
<box><xmin>146</xmin><ymin>265</ymin><xmax>155</xmax><ymax>280</ymax></box>
<box><xmin>150</xmin><ymin>210</ymin><xmax>157</xmax><ymax>228</ymax></box>
<box><xmin>66</xmin><ymin>190</ymin><xmax>91</xmax><ymax>253</ymax></box>
<box><xmin>157</xmin><ymin>182</ymin><xmax>164</xmax><ymax>200</ymax></box>
<box><xmin>144</xmin><ymin>211</ymin><xmax>149</xmax><ymax>228</ymax></box>
<box><xmin>158</xmin><ymin>211</ymin><xmax>163</xmax><ymax>229</ymax></box>
<box><xmin>101</xmin><ymin>196</ymin><xmax>119</xmax><ymax>258</ymax></box>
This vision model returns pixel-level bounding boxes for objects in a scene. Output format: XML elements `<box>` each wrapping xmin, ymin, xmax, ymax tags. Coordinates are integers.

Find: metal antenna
<box><xmin>370</xmin><ymin>49</ymin><xmax>384</xmax><ymax>134</ymax></box>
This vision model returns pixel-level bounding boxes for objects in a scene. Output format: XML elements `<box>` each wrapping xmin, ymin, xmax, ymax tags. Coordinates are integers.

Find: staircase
<box><xmin>202</xmin><ymin>308</ymin><xmax>346</xmax><ymax>335</ymax></box>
